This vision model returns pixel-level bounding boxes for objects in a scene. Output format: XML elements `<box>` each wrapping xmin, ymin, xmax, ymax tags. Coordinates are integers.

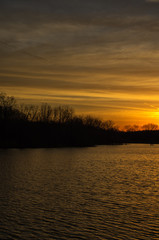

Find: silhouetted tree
<box><xmin>83</xmin><ymin>115</ymin><xmax>102</xmax><ymax>128</ymax></box>
<box><xmin>19</xmin><ymin>104</ymin><xmax>39</xmax><ymax>121</ymax></box>
<box><xmin>142</xmin><ymin>123</ymin><xmax>159</xmax><ymax>131</ymax></box>
<box><xmin>124</xmin><ymin>124</ymin><xmax>139</xmax><ymax>132</ymax></box>
<box><xmin>39</xmin><ymin>103</ymin><xmax>53</xmax><ymax>122</ymax></box>
<box><xmin>53</xmin><ymin>105</ymin><xmax>74</xmax><ymax>123</ymax></box>
<box><xmin>0</xmin><ymin>92</ymin><xmax>16</xmax><ymax>108</ymax></box>
<box><xmin>102</xmin><ymin>120</ymin><xmax>117</xmax><ymax>131</ymax></box>
<box><xmin>2</xmin><ymin>92</ymin><xmax>159</xmax><ymax>148</ymax></box>
<box><xmin>0</xmin><ymin>92</ymin><xmax>17</xmax><ymax>120</ymax></box>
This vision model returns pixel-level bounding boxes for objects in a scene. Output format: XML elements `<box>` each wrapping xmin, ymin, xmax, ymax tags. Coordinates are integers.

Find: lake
<box><xmin>0</xmin><ymin>144</ymin><xmax>159</xmax><ymax>239</ymax></box>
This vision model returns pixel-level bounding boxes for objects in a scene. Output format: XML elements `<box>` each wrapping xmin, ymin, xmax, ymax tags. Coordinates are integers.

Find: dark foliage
<box><xmin>1</xmin><ymin>92</ymin><xmax>159</xmax><ymax>148</ymax></box>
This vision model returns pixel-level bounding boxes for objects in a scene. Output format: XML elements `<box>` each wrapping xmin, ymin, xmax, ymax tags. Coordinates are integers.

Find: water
<box><xmin>0</xmin><ymin>144</ymin><xmax>159</xmax><ymax>240</ymax></box>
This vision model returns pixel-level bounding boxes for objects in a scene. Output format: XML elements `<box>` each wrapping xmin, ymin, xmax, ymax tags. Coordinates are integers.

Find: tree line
<box><xmin>0</xmin><ymin>92</ymin><xmax>159</xmax><ymax>147</ymax></box>
<box><xmin>0</xmin><ymin>92</ymin><xmax>117</xmax><ymax>129</ymax></box>
<box><xmin>0</xmin><ymin>92</ymin><xmax>119</xmax><ymax>147</ymax></box>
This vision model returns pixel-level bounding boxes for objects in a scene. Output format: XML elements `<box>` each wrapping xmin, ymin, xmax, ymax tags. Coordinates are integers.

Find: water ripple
<box><xmin>0</xmin><ymin>145</ymin><xmax>159</xmax><ymax>239</ymax></box>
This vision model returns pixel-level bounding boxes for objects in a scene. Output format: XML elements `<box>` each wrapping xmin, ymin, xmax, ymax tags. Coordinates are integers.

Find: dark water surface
<box><xmin>0</xmin><ymin>144</ymin><xmax>159</xmax><ymax>239</ymax></box>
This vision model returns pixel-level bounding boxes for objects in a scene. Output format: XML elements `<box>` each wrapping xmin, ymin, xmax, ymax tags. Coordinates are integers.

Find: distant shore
<box><xmin>1</xmin><ymin>121</ymin><xmax>159</xmax><ymax>148</ymax></box>
<box><xmin>1</xmin><ymin>92</ymin><xmax>159</xmax><ymax>148</ymax></box>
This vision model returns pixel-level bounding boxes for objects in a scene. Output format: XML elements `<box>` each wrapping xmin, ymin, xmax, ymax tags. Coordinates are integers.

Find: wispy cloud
<box><xmin>0</xmin><ymin>0</ymin><xmax>159</xmax><ymax>125</ymax></box>
<box><xmin>146</xmin><ymin>0</ymin><xmax>159</xmax><ymax>2</ymax></box>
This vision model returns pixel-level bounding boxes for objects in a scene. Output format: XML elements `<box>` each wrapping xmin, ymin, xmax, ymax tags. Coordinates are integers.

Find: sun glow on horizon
<box><xmin>1</xmin><ymin>0</ymin><xmax>159</xmax><ymax>128</ymax></box>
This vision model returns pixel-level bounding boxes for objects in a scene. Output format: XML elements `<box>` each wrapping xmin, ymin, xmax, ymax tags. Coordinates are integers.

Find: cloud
<box><xmin>0</xmin><ymin>0</ymin><xmax>159</xmax><ymax>125</ymax></box>
<box><xmin>0</xmin><ymin>0</ymin><xmax>159</xmax><ymax>27</ymax></box>
<box><xmin>146</xmin><ymin>0</ymin><xmax>159</xmax><ymax>2</ymax></box>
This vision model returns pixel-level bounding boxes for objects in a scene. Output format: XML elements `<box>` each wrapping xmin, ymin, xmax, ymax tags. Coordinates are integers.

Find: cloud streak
<box><xmin>0</xmin><ymin>0</ymin><xmax>159</xmax><ymax>125</ymax></box>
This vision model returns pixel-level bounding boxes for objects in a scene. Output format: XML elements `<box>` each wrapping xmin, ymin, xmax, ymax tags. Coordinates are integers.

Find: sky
<box><xmin>0</xmin><ymin>0</ymin><xmax>159</xmax><ymax>127</ymax></box>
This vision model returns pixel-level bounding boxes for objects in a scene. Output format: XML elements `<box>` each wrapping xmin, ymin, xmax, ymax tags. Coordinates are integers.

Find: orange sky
<box><xmin>1</xmin><ymin>0</ymin><xmax>159</xmax><ymax>127</ymax></box>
